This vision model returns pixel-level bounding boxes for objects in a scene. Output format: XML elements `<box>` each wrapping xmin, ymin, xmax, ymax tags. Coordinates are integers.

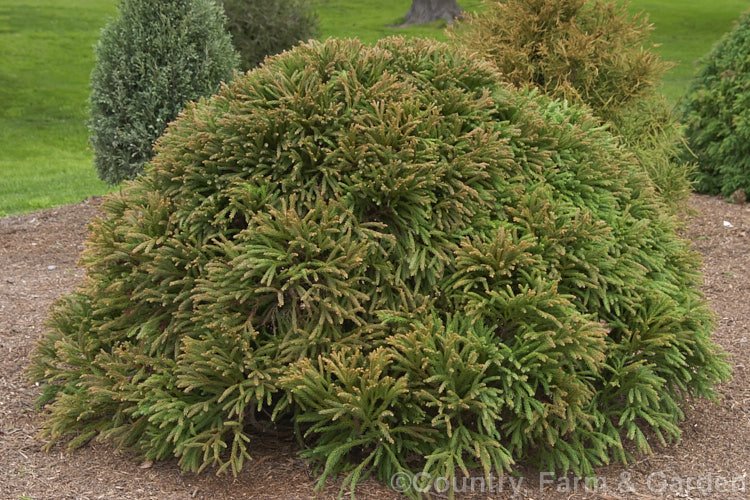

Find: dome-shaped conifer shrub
<box><xmin>680</xmin><ymin>9</ymin><xmax>750</xmax><ymax>201</ymax></box>
<box><xmin>30</xmin><ymin>37</ymin><xmax>729</xmax><ymax>495</ymax></box>
<box><xmin>88</xmin><ymin>0</ymin><xmax>238</xmax><ymax>185</ymax></box>
<box><xmin>449</xmin><ymin>0</ymin><xmax>693</xmax><ymax>211</ymax></box>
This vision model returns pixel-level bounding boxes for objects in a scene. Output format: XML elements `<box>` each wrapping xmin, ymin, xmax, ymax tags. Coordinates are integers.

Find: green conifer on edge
<box><xmin>31</xmin><ymin>37</ymin><xmax>730</xmax><ymax>498</ymax></box>
<box><xmin>680</xmin><ymin>8</ymin><xmax>750</xmax><ymax>201</ymax></box>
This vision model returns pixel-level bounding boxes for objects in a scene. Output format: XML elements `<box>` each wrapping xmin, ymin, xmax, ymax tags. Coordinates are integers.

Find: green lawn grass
<box><xmin>0</xmin><ymin>0</ymin><xmax>117</xmax><ymax>216</ymax></box>
<box><xmin>627</xmin><ymin>0</ymin><xmax>749</xmax><ymax>104</ymax></box>
<box><xmin>0</xmin><ymin>0</ymin><xmax>748</xmax><ymax>215</ymax></box>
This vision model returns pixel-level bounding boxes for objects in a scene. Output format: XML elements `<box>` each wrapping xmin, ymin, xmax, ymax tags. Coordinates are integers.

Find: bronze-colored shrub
<box><xmin>30</xmin><ymin>37</ymin><xmax>728</xmax><ymax>496</ymax></box>
<box><xmin>450</xmin><ymin>0</ymin><xmax>692</xmax><ymax>209</ymax></box>
<box><xmin>450</xmin><ymin>0</ymin><xmax>666</xmax><ymax>119</ymax></box>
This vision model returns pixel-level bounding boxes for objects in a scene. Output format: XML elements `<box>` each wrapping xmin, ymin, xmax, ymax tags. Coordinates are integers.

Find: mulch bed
<box><xmin>1</xmin><ymin>194</ymin><xmax>748</xmax><ymax>499</ymax></box>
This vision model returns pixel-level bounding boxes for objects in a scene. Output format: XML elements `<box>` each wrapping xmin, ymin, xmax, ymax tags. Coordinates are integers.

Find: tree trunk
<box><xmin>394</xmin><ymin>0</ymin><xmax>464</xmax><ymax>27</ymax></box>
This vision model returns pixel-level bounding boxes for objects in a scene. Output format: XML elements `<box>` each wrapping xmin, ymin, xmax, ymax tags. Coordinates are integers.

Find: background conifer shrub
<box><xmin>449</xmin><ymin>0</ymin><xmax>692</xmax><ymax>210</ymax></box>
<box><xmin>611</xmin><ymin>94</ymin><xmax>694</xmax><ymax>206</ymax></box>
<box><xmin>30</xmin><ymin>37</ymin><xmax>729</xmax><ymax>495</ymax></box>
<box><xmin>679</xmin><ymin>8</ymin><xmax>750</xmax><ymax>201</ymax></box>
<box><xmin>88</xmin><ymin>0</ymin><xmax>237</xmax><ymax>185</ymax></box>
<box><xmin>219</xmin><ymin>0</ymin><xmax>318</xmax><ymax>72</ymax></box>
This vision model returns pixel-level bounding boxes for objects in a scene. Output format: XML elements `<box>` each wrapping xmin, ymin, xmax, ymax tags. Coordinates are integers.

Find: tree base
<box><xmin>392</xmin><ymin>0</ymin><xmax>463</xmax><ymax>28</ymax></box>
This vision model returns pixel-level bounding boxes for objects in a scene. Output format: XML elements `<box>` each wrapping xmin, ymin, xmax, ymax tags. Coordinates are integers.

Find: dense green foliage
<box><xmin>88</xmin><ymin>0</ymin><xmax>237</xmax><ymax>185</ymax></box>
<box><xmin>449</xmin><ymin>0</ymin><xmax>692</xmax><ymax>210</ymax></box>
<box><xmin>30</xmin><ymin>37</ymin><xmax>729</xmax><ymax>496</ymax></box>
<box><xmin>219</xmin><ymin>0</ymin><xmax>318</xmax><ymax>72</ymax></box>
<box><xmin>610</xmin><ymin>94</ymin><xmax>693</xmax><ymax>207</ymax></box>
<box><xmin>680</xmin><ymin>8</ymin><xmax>750</xmax><ymax>200</ymax></box>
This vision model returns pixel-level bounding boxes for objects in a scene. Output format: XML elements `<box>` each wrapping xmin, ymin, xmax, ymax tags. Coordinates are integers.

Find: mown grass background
<box><xmin>635</xmin><ymin>0</ymin><xmax>750</xmax><ymax>103</ymax></box>
<box><xmin>1</xmin><ymin>0</ymin><xmax>748</xmax><ymax>216</ymax></box>
<box><xmin>0</xmin><ymin>0</ymin><xmax>115</xmax><ymax>216</ymax></box>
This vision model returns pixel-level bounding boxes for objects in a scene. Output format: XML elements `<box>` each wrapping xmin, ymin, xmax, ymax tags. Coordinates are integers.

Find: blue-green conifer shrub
<box><xmin>32</xmin><ymin>38</ymin><xmax>729</xmax><ymax>496</ymax></box>
<box><xmin>88</xmin><ymin>0</ymin><xmax>237</xmax><ymax>184</ymax></box>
